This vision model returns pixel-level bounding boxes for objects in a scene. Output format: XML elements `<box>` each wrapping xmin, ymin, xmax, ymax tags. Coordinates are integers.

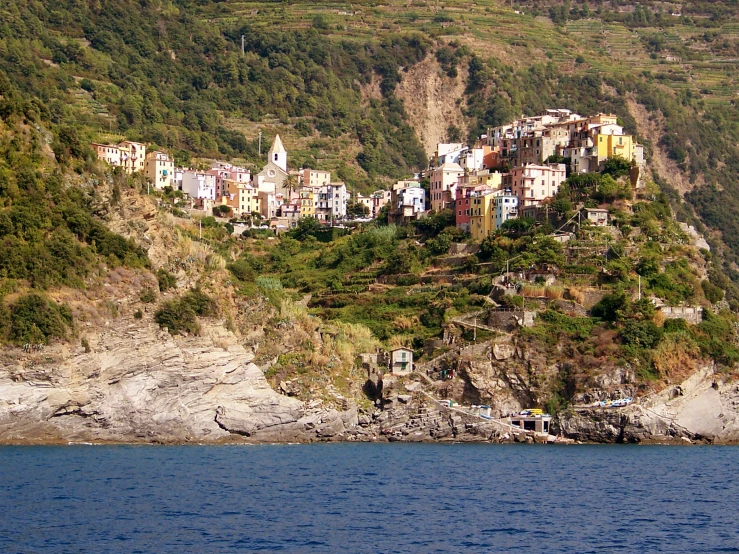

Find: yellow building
<box><xmin>118</xmin><ymin>141</ymin><xmax>146</xmax><ymax>174</ymax></box>
<box><xmin>144</xmin><ymin>151</ymin><xmax>174</xmax><ymax>189</ymax></box>
<box><xmin>594</xmin><ymin>130</ymin><xmax>634</xmax><ymax>165</ymax></box>
<box><xmin>469</xmin><ymin>193</ymin><xmax>496</xmax><ymax>241</ymax></box>
<box><xmin>299</xmin><ymin>188</ymin><xmax>315</xmax><ymax>218</ymax></box>
<box><xmin>479</xmin><ymin>171</ymin><xmax>503</xmax><ymax>190</ymax></box>
<box><xmin>221</xmin><ymin>179</ymin><xmax>261</xmax><ymax>216</ymax></box>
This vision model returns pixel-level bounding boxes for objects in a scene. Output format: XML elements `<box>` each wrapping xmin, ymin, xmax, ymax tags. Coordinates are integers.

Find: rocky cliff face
<box><xmin>3</xmin><ymin>310</ymin><xmax>738</xmax><ymax>445</ymax></box>
<box><xmin>0</xmin><ymin>317</ymin><xmax>360</xmax><ymax>444</ymax></box>
<box><xmin>555</xmin><ymin>365</ymin><xmax>739</xmax><ymax>444</ymax></box>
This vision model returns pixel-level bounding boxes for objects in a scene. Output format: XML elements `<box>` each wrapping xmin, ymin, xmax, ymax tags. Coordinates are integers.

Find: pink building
<box><xmin>506</xmin><ymin>163</ymin><xmax>566</xmax><ymax>207</ymax></box>
<box><xmin>455</xmin><ymin>185</ymin><xmax>491</xmax><ymax>232</ymax></box>
<box><xmin>430</xmin><ymin>162</ymin><xmax>464</xmax><ymax>212</ymax></box>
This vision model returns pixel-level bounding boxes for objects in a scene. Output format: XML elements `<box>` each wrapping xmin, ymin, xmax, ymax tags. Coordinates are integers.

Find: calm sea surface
<box><xmin>0</xmin><ymin>443</ymin><xmax>737</xmax><ymax>553</ymax></box>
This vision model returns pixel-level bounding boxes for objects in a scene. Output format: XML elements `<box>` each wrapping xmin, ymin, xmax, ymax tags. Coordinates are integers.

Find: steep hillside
<box><xmin>3</xmin><ymin>0</ymin><xmax>739</xmax><ymax>444</ymax></box>
<box><xmin>3</xmin><ymin>1</ymin><xmax>739</xmax><ymax>259</ymax></box>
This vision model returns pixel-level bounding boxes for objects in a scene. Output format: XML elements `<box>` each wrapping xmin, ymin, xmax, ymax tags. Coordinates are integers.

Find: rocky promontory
<box><xmin>0</xmin><ymin>318</ymin><xmax>363</xmax><ymax>444</ymax></box>
<box><xmin>3</xmin><ymin>313</ymin><xmax>739</xmax><ymax>445</ymax></box>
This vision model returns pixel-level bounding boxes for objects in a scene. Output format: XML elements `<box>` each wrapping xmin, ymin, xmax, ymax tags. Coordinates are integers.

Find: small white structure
<box><xmin>582</xmin><ymin>208</ymin><xmax>609</xmax><ymax>226</ymax></box>
<box><xmin>494</xmin><ymin>194</ymin><xmax>519</xmax><ymax>229</ymax></box>
<box><xmin>390</xmin><ymin>347</ymin><xmax>413</xmax><ymax>375</ymax></box>
<box><xmin>181</xmin><ymin>171</ymin><xmax>217</xmax><ymax>200</ymax></box>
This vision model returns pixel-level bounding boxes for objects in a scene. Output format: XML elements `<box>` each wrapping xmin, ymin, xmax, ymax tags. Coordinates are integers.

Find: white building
<box><xmin>91</xmin><ymin>143</ymin><xmax>121</xmax><ymax>167</ymax></box>
<box><xmin>301</xmin><ymin>169</ymin><xmax>331</xmax><ymax>187</ymax></box>
<box><xmin>389</xmin><ymin>184</ymin><xmax>425</xmax><ymax>224</ymax></box>
<box><xmin>507</xmin><ymin>163</ymin><xmax>566</xmax><ymax>207</ymax></box>
<box><xmin>181</xmin><ymin>171</ymin><xmax>217</xmax><ymax>200</ymax></box>
<box><xmin>254</xmin><ymin>135</ymin><xmax>289</xmax><ymax>193</ymax></box>
<box><xmin>459</xmin><ymin>147</ymin><xmax>485</xmax><ymax>172</ymax></box>
<box><xmin>493</xmin><ymin>194</ymin><xmax>519</xmax><ymax>229</ymax></box>
<box><xmin>314</xmin><ymin>182</ymin><xmax>348</xmax><ymax>221</ymax></box>
<box><xmin>435</xmin><ymin>143</ymin><xmax>466</xmax><ymax>166</ymax></box>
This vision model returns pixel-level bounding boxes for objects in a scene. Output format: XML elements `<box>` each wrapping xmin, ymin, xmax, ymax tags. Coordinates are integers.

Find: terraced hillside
<box><xmin>3</xmin><ymin>0</ymin><xmax>739</xmax><ymax>269</ymax></box>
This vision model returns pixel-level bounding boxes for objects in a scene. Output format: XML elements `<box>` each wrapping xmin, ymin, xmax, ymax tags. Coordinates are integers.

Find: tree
<box><xmin>501</xmin><ymin>217</ymin><xmax>535</xmax><ymax>234</ymax></box>
<box><xmin>287</xmin><ymin>216</ymin><xmax>322</xmax><ymax>241</ymax></box>
<box><xmin>213</xmin><ymin>205</ymin><xmax>233</xmax><ymax>218</ymax></box>
<box><xmin>552</xmin><ymin>183</ymin><xmax>572</xmax><ymax>215</ymax></box>
<box><xmin>347</xmin><ymin>202</ymin><xmax>370</xmax><ymax>218</ymax></box>
<box><xmin>591</xmin><ymin>291</ymin><xmax>629</xmax><ymax>321</ymax></box>
<box><xmin>602</xmin><ymin>156</ymin><xmax>632</xmax><ymax>178</ymax></box>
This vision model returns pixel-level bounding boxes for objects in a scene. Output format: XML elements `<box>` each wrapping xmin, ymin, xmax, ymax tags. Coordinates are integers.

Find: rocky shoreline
<box><xmin>2</xmin><ymin>320</ymin><xmax>739</xmax><ymax>446</ymax></box>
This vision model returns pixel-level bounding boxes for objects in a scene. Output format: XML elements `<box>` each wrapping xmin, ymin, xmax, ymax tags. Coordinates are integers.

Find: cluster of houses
<box><xmin>423</xmin><ymin>109</ymin><xmax>642</xmax><ymax>239</ymax></box>
<box><xmin>91</xmin><ymin>135</ymin><xmax>350</xmax><ymax>229</ymax></box>
<box><xmin>91</xmin><ymin>109</ymin><xmax>641</xmax><ymax>235</ymax></box>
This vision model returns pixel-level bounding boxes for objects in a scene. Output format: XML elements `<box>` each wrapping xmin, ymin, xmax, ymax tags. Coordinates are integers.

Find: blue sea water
<box><xmin>0</xmin><ymin>444</ymin><xmax>738</xmax><ymax>553</ymax></box>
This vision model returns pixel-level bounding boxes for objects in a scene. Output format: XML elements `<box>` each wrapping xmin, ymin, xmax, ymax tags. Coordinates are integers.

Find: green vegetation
<box><xmin>154</xmin><ymin>288</ymin><xmax>218</xmax><ymax>336</ymax></box>
<box><xmin>1</xmin><ymin>294</ymin><xmax>73</xmax><ymax>345</ymax></box>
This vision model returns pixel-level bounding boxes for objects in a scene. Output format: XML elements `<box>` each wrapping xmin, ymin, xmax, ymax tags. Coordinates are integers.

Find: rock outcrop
<box><xmin>3</xmin><ymin>317</ymin><xmax>739</xmax><ymax>445</ymax></box>
<box><xmin>0</xmin><ymin>318</ymin><xmax>354</xmax><ymax>444</ymax></box>
<box><xmin>555</xmin><ymin>364</ymin><xmax>739</xmax><ymax>443</ymax></box>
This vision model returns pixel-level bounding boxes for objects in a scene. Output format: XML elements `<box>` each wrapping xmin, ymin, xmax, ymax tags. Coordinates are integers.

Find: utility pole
<box><xmin>258</xmin><ymin>131</ymin><xmax>262</xmax><ymax>156</ymax></box>
<box><xmin>638</xmin><ymin>275</ymin><xmax>641</xmax><ymax>300</ymax></box>
<box><xmin>241</xmin><ymin>35</ymin><xmax>245</xmax><ymax>55</ymax></box>
<box><xmin>199</xmin><ymin>218</ymin><xmax>202</xmax><ymax>239</ymax></box>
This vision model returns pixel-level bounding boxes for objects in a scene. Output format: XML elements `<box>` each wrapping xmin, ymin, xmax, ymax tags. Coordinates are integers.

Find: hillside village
<box><xmin>90</xmin><ymin>109</ymin><xmax>644</xmax><ymax>235</ymax></box>
<box><xmin>4</xmin><ymin>0</ymin><xmax>739</xmax><ymax>445</ymax></box>
<box><xmin>10</xmin><ymin>98</ymin><xmax>738</xmax><ymax>445</ymax></box>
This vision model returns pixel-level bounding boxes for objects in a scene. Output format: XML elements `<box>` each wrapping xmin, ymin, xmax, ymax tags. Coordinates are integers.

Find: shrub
<box><xmin>8</xmin><ymin>294</ymin><xmax>73</xmax><ymax>344</ymax></box>
<box><xmin>154</xmin><ymin>288</ymin><xmax>217</xmax><ymax>335</ymax></box>
<box><xmin>664</xmin><ymin>318</ymin><xmax>689</xmax><ymax>333</ymax></box>
<box><xmin>156</xmin><ymin>269</ymin><xmax>177</xmax><ymax>291</ymax></box>
<box><xmin>396</xmin><ymin>274</ymin><xmax>420</xmax><ymax>286</ymax></box>
<box><xmin>255</xmin><ymin>276</ymin><xmax>283</xmax><ymax>291</ymax></box>
<box><xmin>133</xmin><ymin>309</ymin><xmax>143</xmax><ymax>319</ymax></box>
<box><xmin>140</xmin><ymin>287</ymin><xmax>156</xmax><ymax>303</ymax></box>
<box><xmin>181</xmin><ymin>288</ymin><xmax>218</xmax><ymax>317</ymax></box>
<box><xmin>227</xmin><ymin>259</ymin><xmax>256</xmax><ymax>282</ymax></box>
<box><xmin>200</xmin><ymin>216</ymin><xmax>218</xmax><ymax>228</ymax></box>
<box><xmin>154</xmin><ymin>300</ymin><xmax>199</xmax><ymax>335</ymax></box>
<box><xmin>701</xmin><ymin>280</ymin><xmax>724</xmax><ymax>304</ymax></box>
<box><xmin>620</xmin><ymin>320</ymin><xmax>663</xmax><ymax>349</ymax></box>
